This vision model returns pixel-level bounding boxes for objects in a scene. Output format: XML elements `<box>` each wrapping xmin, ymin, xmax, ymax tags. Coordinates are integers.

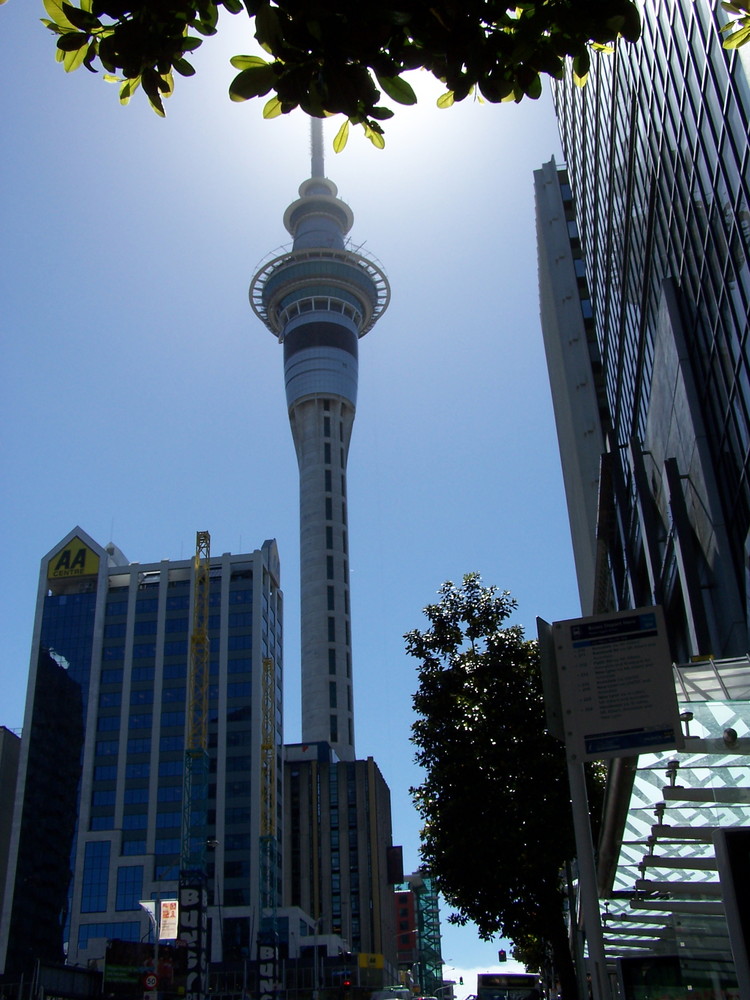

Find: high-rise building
<box><xmin>0</xmin><ymin>727</ymin><xmax>20</xmax><ymax>951</ymax></box>
<box><xmin>539</xmin><ymin>0</ymin><xmax>750</xmax><ymax>654</ymax></box>
<box><xmin>0</xmin><ymin>527</ymin><xmax>283</xmax><ymax>976</ymax></box>
<box><xmin>250</xmin><ymin>121</ymin><xmax>390</xmax><ymax>763</ymax></box>
<box><xmin>536</xmin><ymin>0</ymin><xmax>750</xmax><ymax>982</ymax></box>
<box><xmin>283</xmin><ymin>744</ymin><xmax>398</xmax><ymax>968</ymax></box>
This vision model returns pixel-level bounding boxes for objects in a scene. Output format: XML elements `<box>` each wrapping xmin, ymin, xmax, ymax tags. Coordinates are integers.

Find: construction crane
<box><xmin>179</xmin><ymin>530</ymin><xmax>211</xmax><ymax>1000</ymax></box>
<box><xmin>257</xmin><ymin>656</ymin><xmax>279</xmax><ymax>996</ymax></box>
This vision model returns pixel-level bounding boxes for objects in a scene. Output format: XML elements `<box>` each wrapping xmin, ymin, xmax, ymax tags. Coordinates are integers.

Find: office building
<box><xmin>282</xmin><ymin>743</ymin><xmax>398</xmax><ymax>971</ymax></box>
<box><xmin>536</xmin><ymin>0</ymin><xmax>750</xmax><ymax>984</ymax></box>
<box><xmin>0</xmin><ymin>728</ymin><xmax>20</xmax><ymax>949</ymax></box>
<box><xmin>250</xmin><ymin>120</ymin><xmax>390</xmax><ymax>762</ymax></box>
<box><xmin>540</xmin><ymin>0</ymin><xmax>750</xmax><ymax>650</ymax></box>
<box><xmin>0</xmin><ymin>527</ymin><xmax>283</xmax><ymax>976</ymax></box>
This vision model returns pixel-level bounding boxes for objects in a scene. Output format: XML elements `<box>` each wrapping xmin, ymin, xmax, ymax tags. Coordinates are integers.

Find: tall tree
<box><xmin>407</xmin><ymin>574</ymin><xmax>593</xmax><ymax>1000</ymax></box>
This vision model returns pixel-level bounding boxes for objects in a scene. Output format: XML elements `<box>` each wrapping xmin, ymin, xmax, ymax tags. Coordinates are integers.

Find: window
<box><xmin>92</xmin><ymin>790</ymin><xmax>116</xmax><ymax>806</ymax></box>
<box><xmin>122</xmin><ymin>813</ymin><xmax>148</xmax><ymax>830</ymax></box>
<box><xmin>329</xmin><ymin>682</ymin><xmax>337</xmax><ymax>708</ymax></box>
<box><xmin>129</xmin><ymin>714</ymin><xmax>152</xmax><ymax>730</ymax></box>
<box><xmin>116</xmin><ymin>865</ymin><xmax>144</xmax><ymax>911</ymax></box>
<box><xmin>81</xmin><ymin>841</ymin><xmax>111</xmax><ymax>913</ymax></box>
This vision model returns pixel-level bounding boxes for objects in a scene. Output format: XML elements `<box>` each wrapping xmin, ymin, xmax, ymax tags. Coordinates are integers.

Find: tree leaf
<box><xmin>43</xmin><ymin>0</ymin><xmax>78</xmax><ymax>30</ymax></box>
<box><xmin>255</xmin><ymin>3</ymin><xmax>283</xmax><ymax>49</ymax></box>
<box><xmin>62</xmin><ymin>40</ymin><xmax>90</xmax><ymax>72</ymax></box>
<box><xmin>375</xmin><ymin>73</ymin><xmax>418</xmax><ymax>105</ymax></box>
<box><xmin>333</xmin><ymin>118</ymin><xmax>350</xmax><ymax>153</ymax></box>
<box><xmin>723</xmin><ymin>22</ymin><xmax>750</xmax><ymax>47</ymax></box>
<box><xmin>119</xmin><ymin>76</ymin><xmax>141</xmax><ymax>105</ymax></box>
<box><xmin>262</xmin><ymin>96</ymin><xmax>283</xmax><ymax>118</ymax></box>
<box><xmin>230</xmin><ymin>54</ymin><xmax>270</xmax><ymax>70</ymax></box>
<box><xmin>60</xmin><ymin>2</ymin><xmax>99</xmax><ymax>31</ymax></box>
<box><xmin>173</xmin><ymin>57</ymin><xmax>196</xmax><ymax>77</ymax></box>
<box><xmin>436</xmin><ymin>90</ymin><xmax>455</xmax><ymax>108</ymax></box>
<box><xmin>56</xmin><ymin>32</ymin><xmax>89</xmax><ymax>52</ymax></box>
<box><xmin>362</xmin><ymin>123</ymin><xmax>385</xmax><ymax>149</ymax></box>
<box><xmin>229</xmin><ymin>64</ymin><xmax>276</xmax><ymax>101</ymax></box>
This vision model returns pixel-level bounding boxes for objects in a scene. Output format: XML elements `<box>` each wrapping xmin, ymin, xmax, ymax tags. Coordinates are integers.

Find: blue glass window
<box><xmin>127</xmin><ymin>737</ymin><xmax>151</xmax><ymax>754</ymax></box>
<box><xmin>129</xmin><ymin>713</ymin><xmax>152</xmax><ymax>730</ymax></box>
<box><xmin>161</xmin><ymin>711</ymin><xmax>185</xmax><ymax>728</ymax></box>
<box><xmin>116</xmin><ymin>866</ymin><xmax>144</xmax><ymax>910</ymax></box>
<box><xmin>124</xmin><ymin>787</ymin><xmax>149</xmax><ymax>804</ymax></box>
<box><xmin>90</xmin><ymin>815</ymin><xmax>114</xmax><ymax>831</ymax></box>
<box><xmin>122</xmin><ymin>840</ymin><xmax>146</xmax><ymax>856</ymax></box>
<box><xmin>122</xmin><ymin>813</ymin><xmax>147</xmax><ymax>830</ymax></box>
<box><xmin>81</xmin><ymin>841</ymin><xmax>111</xmax><ymax>913</ymax></box>
<box><xmin>125</xmin><ymin>762</ymin><xmax>150</xmax><ymax>779</ymax></box>
<box><xmin>78</xmin><ymin>921</ymin><xmax>139</xmax><ymax>949</ymax></box>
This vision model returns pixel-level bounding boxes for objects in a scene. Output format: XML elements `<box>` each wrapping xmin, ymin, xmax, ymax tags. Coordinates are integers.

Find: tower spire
<box><xmin>250</xmin><ymin>139</ymin><xmax>389</xmax><ymax>761</ymax></box>
<box><xmin>310</xmin><ymin>118</ymin><xmax>324</xmax><ymax>180</ymax></box>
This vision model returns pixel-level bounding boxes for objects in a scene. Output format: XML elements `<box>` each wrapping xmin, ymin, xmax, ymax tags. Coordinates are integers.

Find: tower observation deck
<box><xmin>250</xmin><ymin>121</ymin><xmax>390</xmax><ymax>761</ymax></box>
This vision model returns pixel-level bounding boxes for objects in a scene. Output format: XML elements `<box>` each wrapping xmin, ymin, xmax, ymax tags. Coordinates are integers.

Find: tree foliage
<box><xmin>40</xmin><ymin>0</ymin><xmax>645</xmax><ymax>145</ymax></box>
<box><xmin>407</xmin><ymin>574</ymin><xmax>598</xmax><ymax>998</ymax></box>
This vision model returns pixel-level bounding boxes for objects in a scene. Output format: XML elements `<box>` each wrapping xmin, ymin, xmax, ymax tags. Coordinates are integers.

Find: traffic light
<box><xmin>459</xmin><ymin>978</ymin><xmax>464</xmax><ymax>986</ymax></box>
<box><xmin>498</xmin><ymin>950</ymin><xmax>507</xmax><ymax>963</ymax></box>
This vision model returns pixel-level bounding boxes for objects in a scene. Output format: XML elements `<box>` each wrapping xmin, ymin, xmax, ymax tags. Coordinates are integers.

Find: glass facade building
<box><xmin>0</xmin><ymin>527</ymin><xmax>283</xmax><ymax>975</ymax></box>
<box><xmin>536</xmin><ymin>0</ymin><xmax>750</xmax><ymax>984</ymax></box>
<box><xmin>542</xmin><ymin>0</ymin><xmax>750</xmax><ymax>659</ymax></box>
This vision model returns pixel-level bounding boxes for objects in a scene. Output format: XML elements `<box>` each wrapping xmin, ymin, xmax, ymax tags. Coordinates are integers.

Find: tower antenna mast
<box><xmin>310</xmin><ymin>118</ymin><xmax>324</xmax><ymax>179</ymax></box>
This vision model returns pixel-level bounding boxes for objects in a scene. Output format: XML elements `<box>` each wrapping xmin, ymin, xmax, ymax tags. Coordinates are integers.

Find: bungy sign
<box><xmin>553</xmin><ymin>605</ymin><xmax>684</xmax><ymax>762</ymax></box>
<box><xmin>178</xmin><ymin>880</ymin><xmax>207</xmax><ymax>1000</ymax></box>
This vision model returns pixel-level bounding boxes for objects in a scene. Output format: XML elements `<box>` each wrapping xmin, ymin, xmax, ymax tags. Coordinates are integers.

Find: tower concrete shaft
<box><xmin>251</xmin><ymin>126</ymin><xmax>389</xmax><ymax>761</ymax></box>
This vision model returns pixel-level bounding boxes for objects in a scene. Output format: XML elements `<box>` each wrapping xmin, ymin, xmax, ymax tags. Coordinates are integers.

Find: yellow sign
<box><xmin>48</xmin><ymin>538</ymin><xmax>100</xmax><ymax>579</ymax></box>
<box><xmin>358</xmin><ymin>954</ymin><xmax>384</xmax><ymax>969</ymax></box>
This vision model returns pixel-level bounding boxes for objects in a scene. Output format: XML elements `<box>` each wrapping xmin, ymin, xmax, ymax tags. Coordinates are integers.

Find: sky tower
<box><xmin>250</xmin><ymin>122</ymin><xmax>389</xmax><ymax>761</ymax></box>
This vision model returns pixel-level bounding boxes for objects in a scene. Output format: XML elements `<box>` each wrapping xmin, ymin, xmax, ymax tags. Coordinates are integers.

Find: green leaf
<box><xmin>222</xmin><ymin>0</ymin><xmax>244</xmax><ymax>11</ymax></box>
<box><xmin>262</xmin><ymin>96</ymin><xmax>283</xmax><ymax>118</ymax></box>
<box><xmin>362</xmin><ymin>123</ymin><xmax>385</xmax><ymax>149</ymax></box>
<box><xmin>436</xmin><ymin>90</ymin><xmax>455</xmax><ymax>108</ymax></box>
<box><xmin>375</xmin><ymin>74</ymin><xmax>417</xmax><ymax>105</ymax></box>
<box><xmin>368</xmin><ymin>106</ymin><xmax>395</xmax><ymax>121</ymax></box>
<box><xmin>119</xmin><ymin>76</ymin><xmax>141</xmax><ymax>105</ymax></box>
<box><xmin>56</xmin><ymin>31</ymin><xmax>88</xmax><ymax>52</ymax></box>
<box><xmin>43</xmin><ymin>0</ymin><xmax>78</xmax><ymax>30</ymax></box>
<box><xmin>723</xmin><ymin>22</ymin><xmax>750</xmax><ymax>47</ymax></box>
<box><xmin>333</xmin><ymin>119</ymin><xmax>350</xmax><ymax>153</ymax></box>
<box><xmin>60</xmin><ymin>2</ymin><xmax>99</xmax><ymax>31</ymax></box>
<box><xmin>229</xmin><ymin>64</ymin><xmax>276</xmax><ymax>101</ymax></box>
<box><xmin>230</xmin><ymin>54</ymin><xmax>270</xmax><ymax>70</ymax></box>
<box><xmin>522</xmin><ymin>72</ymin><xmax>542</xmax><ymax>99</ymax></box>
<box><xmin>62</xmin><ymin>40</ymin><xmax>89</xmax><ymax>71</ymax></box>
<box><xmin>572</xmin><ymin>50</ymin><xmax>590</xmax><ymax>86</ymax></box>
<box><xmin>173</xmin><ymin>57</ymin><xmax>196</xmax><ymax>77</ymax></box>
<box><xmin>255</xmin><ymin>3</ymin><xmax>283</xmax><ymax>49</ymax></box>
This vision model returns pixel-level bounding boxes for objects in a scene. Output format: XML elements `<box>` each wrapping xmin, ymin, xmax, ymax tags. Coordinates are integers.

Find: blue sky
<box><xmin>2</xmin><ymin>2</ymin><xmax>580</xmax><ymax>988</ymax></box>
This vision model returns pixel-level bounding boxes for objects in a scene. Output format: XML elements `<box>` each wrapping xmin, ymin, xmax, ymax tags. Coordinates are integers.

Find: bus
<box><xmin>477</xmin><ymin>973</ymin><xmax>541</xmax><ymax>1000</ymax></box>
